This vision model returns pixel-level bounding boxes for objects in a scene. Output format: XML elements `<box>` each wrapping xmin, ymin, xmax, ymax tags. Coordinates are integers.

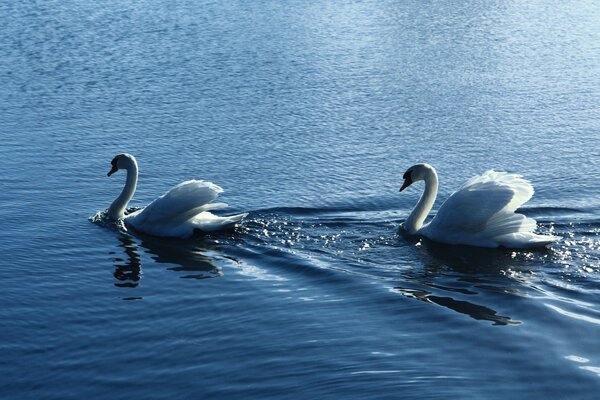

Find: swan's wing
<box><xmin>130</xmin><ymin>180</ymin><xmax>225</xmax><ymax>226</ymax></box>
<box><xmin>428</xmin><ymin>170</ymin><xmax>534</xmax><ymax>233</ymax></box>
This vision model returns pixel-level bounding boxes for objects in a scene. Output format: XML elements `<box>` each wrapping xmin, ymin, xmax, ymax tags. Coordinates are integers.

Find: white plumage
<box><xmin>107</xmin><ymin>154</ymin><xmax>247</xmax><ymax>238</ymax></box>
<box><xmin>400</xmin><ymin>164</ymin><xmax>559</xmax><ymax>248</ymax></box>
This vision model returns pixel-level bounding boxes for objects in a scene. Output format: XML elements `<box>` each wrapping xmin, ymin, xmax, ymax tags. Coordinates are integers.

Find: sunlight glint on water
<box><xmin>0</xmin><ymin>0</ymin><xmax>599</xmax><ymax>399</ymax></box>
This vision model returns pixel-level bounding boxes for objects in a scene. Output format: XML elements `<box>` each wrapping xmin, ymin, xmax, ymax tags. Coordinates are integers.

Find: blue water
<box><xmin>1</xmin><ymin>1</ymin><xmax>599</xmax><ymax>398</ymax></box>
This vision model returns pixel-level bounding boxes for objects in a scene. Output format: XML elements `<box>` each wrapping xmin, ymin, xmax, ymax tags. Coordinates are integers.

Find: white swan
<box><xmin>399</xmin><ymin>163</ymin><xmax>559</xmax><ymax>248</ymax></box>
<box><xmin>107</xmin><ymin>153</ymin><xmax>247</xmax><ymax>238</ymax></box>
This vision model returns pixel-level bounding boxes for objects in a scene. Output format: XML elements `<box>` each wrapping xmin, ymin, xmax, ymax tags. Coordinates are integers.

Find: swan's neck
<box><xmin>108</xmin><ymin>163</ymin><xmax>138</xmax><ymax>219</ymax></box>
<box><xmin>405</xmin><ymin>170</ymin><xmax>438</xmax><ymax>234</ymax></box>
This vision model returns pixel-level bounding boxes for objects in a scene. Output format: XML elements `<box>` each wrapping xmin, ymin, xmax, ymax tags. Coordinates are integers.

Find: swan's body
<box><xmin>399</xmin><ymin>164</ymin><xmax>559</xmax><ymax>248</ymax></box>
<box><xmin>107</xmin><ymin>154</ymin><xmax>247</xmax><ymax>238</ymax></box>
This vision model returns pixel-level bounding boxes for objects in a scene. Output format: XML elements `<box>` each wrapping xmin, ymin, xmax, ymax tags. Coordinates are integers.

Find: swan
<box><xmin>399</xmin><ymin>163</ymin><xmax>559</xmax><ymax>248</ymax></box>
<box><xmin>106</xmin><ymin>153</ymin><xmax>247</xmax><ymax>238</ymax></box>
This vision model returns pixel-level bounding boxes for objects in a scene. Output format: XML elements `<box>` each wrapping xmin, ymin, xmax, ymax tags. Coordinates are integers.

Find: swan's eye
<box><xmin>111</xmin><ymin>158</ymin><xmax>118</xmax><ymax>167</ymax></box>
<box><xmin>403</xmin><ymin>170</ymin><xmax>412</xmax><ymax>180</ymax></box>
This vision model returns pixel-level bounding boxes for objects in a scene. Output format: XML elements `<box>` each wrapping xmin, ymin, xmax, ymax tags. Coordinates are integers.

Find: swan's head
<box><xmin>107</xmin><ymin>153</ymin><xmax>137</xmax><ymax>176</ymax></box>
<box><xmin>400</xmin><ymin>163</ymin><xmax>435</xmax><ymax>191</ymax></box>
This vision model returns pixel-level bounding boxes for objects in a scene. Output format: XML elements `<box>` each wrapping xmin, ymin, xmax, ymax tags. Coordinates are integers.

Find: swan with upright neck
<box><xmin>399</xmin><ymin>163</ymin><xmax>558</xmax><ymax>248</ymax></box>
<box><xmin>107</xmin><ymin>153</ymin><xmax>247</xmax><ymax>238</ymax></box>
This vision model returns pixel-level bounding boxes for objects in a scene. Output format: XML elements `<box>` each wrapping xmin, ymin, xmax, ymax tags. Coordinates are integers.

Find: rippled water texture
<box><xmin>1</xmin><ymin>1</ymin><xmax>599</xmax><ymax>399</ymax></box>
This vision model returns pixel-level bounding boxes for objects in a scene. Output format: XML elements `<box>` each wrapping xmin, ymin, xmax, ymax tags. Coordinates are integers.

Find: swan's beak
<box><xmin>107</xmin><ymin>165</ymin><xmax>118</xmax><ymax>177</ymax></box>
<box><xmin>400</xmin><ymin>178</ymin><xmax>413</xmax><ymax>192</ymax></box>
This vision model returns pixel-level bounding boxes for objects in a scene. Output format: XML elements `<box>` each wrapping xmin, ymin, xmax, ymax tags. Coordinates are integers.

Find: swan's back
<box><xmin>131</xmin><ymin>180</ymin><xmax>223</xmax><ymax>226</ymax></box>
<box><xmin>424</xmin><ymin>171</ymin><xmax>558</xmax><ymax>248</ymax></box>
<box><xmin>126</xmin><ymin>180</ymin><xmax>246</xmax><ymax>238</ymax></box>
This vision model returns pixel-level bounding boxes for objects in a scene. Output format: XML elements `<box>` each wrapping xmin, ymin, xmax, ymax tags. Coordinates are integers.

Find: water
<box><xmin>1</xmin><ymin>0</ymin><xmax>599</xmax><ymax>398</ymax></box>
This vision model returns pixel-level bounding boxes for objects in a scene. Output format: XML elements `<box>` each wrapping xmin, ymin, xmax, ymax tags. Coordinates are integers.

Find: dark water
<box><xmin>1</xmin><ymin>1</ymin><xmax>599</xmax><ymax>398</ymax></box>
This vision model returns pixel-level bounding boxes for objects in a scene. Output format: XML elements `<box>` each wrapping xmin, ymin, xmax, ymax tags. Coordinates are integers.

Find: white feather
<box><xmin>401</xmin><ymin>164</ymin><xmax>559</xmax><ymax>248</ymax></box>
<box><xmin>107</xmin><ymin>154</ymin><xmax>247</xmax><ymax>238</ymax></box>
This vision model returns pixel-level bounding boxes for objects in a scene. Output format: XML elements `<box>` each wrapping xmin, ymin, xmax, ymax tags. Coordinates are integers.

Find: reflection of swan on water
<box><xmin>399</xmin><ymin>164</ymin><xmax>559</xmax><ymax>248</ymax></box>
<box><xmin>111</xmin><ymin>233</ymin><xmax>224</xmax><ymax>285</ymax></box>
<box><xmin>113</xmin><ymin>235</ymin><xmax>142</xmax><ymax>288</ymax></box>
<box><xmin>393</xmin><ymin>237</ymin><xmax>537</xmax><ymax>325</ymax></box>
<box><xmin>393</xmin><ymin>286</ymin><xmax>518</xmax><ymax>326</ymax></box>
<box><xmin>138</xmin><ymin>233</ymin><xmax>223</xmax><ymax>280</ymax></box>
<box><xmin>107</xmin><ymin>153</ymin><xmax>247</xmax><ymax>238</ymax></box>
<box><xmin>402</xmin><ymin>238</ymin><xmax>526</xmax><ymax>325</ymax></box>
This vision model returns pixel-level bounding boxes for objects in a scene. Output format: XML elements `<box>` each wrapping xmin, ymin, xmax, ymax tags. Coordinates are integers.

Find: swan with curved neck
<box><xmin>399</xmin><ymin>163</ymin><xmax>559</xmax><ymax>248</ymax></box>
<box><xmin>400</xmin><ymin>163</ymin><xmax>438</xmax><ymax>234</ymax></box>
<box><xmin>107</xmin><ymin>154</ymin><xmax>138</xmax><ymax>219</ymax></box>
<box><xmin>106</xmin><ymin>153</ymin><xmax>247</xmax><ymax>238</ymax></box>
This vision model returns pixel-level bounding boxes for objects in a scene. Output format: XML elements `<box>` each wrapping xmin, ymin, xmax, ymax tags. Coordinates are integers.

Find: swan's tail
<box><xmin>484</xmin><ymin>212</ymin><xmax>559</xmax><ymax>248</ymax></box>
<box><xmin>217</xmin><ymin>212</ymin><xmax>248</xmax><ymax>227</ymax></box>
<box><xmin>494</xmin><ymin>232</ymin><xmax>560</xmax><ymax>249</ymax></box>
<box><xmin>191</xmin><ymin>212</ymin><xmax>248</xmax><ymax>233</ymax></box>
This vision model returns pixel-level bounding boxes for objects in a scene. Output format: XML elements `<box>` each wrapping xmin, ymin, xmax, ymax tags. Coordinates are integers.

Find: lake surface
<box><xmin>1</xmin><ymin>1</ymin><xmax>599</xmax><ymax>398</ymax></box>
